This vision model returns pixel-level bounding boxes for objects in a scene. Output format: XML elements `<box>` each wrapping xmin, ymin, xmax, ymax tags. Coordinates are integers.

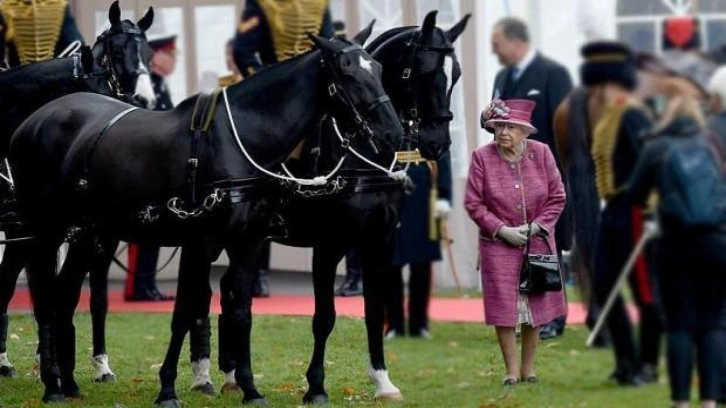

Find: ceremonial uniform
<box><xmin>0</xmin><ymin>0</ymin><xmax>83</xmax><ymax>67</ymax></box>
<box><xmin>384</xmin><ymin>153</ymin><xmax>452</xmax><ymax>337</ymax></box>
<box><xmin>233</xmin><ymin>0</ymin><xmax>333</xmax><ymax>78</ymax></box>
<box><xmin>582</xmin><ymin>41</ymin><xmax>663</xmax><ymax>385</ymax></box>
<box><xmin>231</xmin><ymin>0</ymin><xmax>333</xmax><ymax>297</ymax></box>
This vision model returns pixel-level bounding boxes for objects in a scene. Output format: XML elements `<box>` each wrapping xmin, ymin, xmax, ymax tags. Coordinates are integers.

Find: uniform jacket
<box><xmin>392</xmin><ymin>152</ymin><xmax>452</xmax><ymax>266</ymax></box>
<box><xmin>151</xmin><ymin>72</ymin><xmax>174</xmax><ymax>111</ymax></box>
<box><xmin>233</xmin><ymin>0</ymin><xmax>333</xmax><ymax>77</ymax></box>
<box><xmin>0</xmin><ymin>5</ymin><xmax>83</xmax><ymax>68</ymax></box>
<box><xmin>465</xmin><ymin>140</ymin><xmax>566</xmax><ymax>326</ymax></box>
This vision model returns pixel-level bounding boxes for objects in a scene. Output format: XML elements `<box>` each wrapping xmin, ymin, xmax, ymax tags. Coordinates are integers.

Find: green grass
<box><xmin>0</xmin><ymin>313</ymin><xmax>671</xmax><ymax>407</ymax></box>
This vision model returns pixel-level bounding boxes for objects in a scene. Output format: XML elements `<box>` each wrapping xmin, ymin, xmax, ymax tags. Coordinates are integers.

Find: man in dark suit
<box><xmin>490</xmin><ymin>17</ymin><xmax>573</xmax><ymax>340</ymax></box>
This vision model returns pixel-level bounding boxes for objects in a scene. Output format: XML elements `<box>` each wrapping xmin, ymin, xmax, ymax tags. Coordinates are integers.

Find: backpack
<box><xmin>660</xmin><ymin>138</ymin><xmax>726</xmax><ymax>228</ymax></box>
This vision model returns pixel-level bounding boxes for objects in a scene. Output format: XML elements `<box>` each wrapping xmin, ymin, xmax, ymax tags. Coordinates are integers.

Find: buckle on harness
<box><xmin>402</xmin><ymin>68</ymin><xmax>411</xmax><ymax>79</ymax></box>
<box><xmin>188</xmin><ymin>158</ymin><xmax>198</xmax><ymax>168</ymax></box>
<box><xmin>328</xmin><ymin>84</ymin><xmax>337</xmax><ymax>96</ymax></box>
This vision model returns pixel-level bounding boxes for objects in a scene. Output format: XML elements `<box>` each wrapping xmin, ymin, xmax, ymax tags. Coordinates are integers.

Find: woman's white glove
<box><xmin>497</xmin><ymin>226</ymin><xmax>528</xmax><ymax>247</ymax></box>
<box><xmin>435</xmin><ymin>199</ymin><xmax>452</xmax><ymax>219</ymax></box>
<box><xmin>516</xmin><ymin>222</ymin><xmax>541</xmax><ymax>237</ymax></box>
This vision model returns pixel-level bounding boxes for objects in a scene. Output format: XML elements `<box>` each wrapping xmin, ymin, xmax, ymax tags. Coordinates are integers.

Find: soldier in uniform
<box><xmin>124</xmin><ymin>35</ymin><xmax>178</xmax><ymax>301</ymax></box>
<box><xmin>383</xmin><ymin>153</ymin><xmax>452</xmax><ymax>339</ymax></box>
<box><xmin>232</xmin><ymin>0</ymin><xmax>334</xmax><ymax>297</ymax></box>
<box><xmin>0</xmin><ymin>0</ymin><xmax>84</xmax><ymax>68</ymax></box>
<box><xmin>582</xmin><ymin>41</ymin><xmax>663</xmax><ymax>385</ymax></box>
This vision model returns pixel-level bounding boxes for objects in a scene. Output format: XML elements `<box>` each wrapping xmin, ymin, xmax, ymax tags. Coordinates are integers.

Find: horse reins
<box><xmin>95</xmin><ymin>24</ymin><xmax>149</xmax><ymax>100</ymax></box>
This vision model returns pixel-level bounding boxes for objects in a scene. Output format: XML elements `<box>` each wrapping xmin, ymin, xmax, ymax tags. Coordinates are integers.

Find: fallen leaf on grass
<box><xmin>568</xmin><ymin>349</ymin><xmax>580</xmax><ymax>356</ymax></box>
<box><xmin>10</xmin><ymin>333</ymin><xmax>19</xmax><ymax>340</ymax></box>
<box><xmin>276</xmin><ymin>382</ymin><xmax>295</xmax><ymax>392</ymax></box>
<box><xmin>456</xmin><ymin>382</ymin><xmax>470</xmax><ymax>388</ymax></box>
<box><xmin>150</xmin><ymin>363</ymin><xmax>163</xmax><ymax>370</ymax></box>
<box><xmin>543</xmin><ymin>341</ymin><xmax>560</xmax><ymax>349</ymax></box>
<box><xmin>343</xmin><ymin>386</ymin><xmax>355</xmax><ymax>396</ymax></box>
<box><xmin>448</xmin><ymin>341</ymin><xmax>459</xmax><ymax>348</ymax></box>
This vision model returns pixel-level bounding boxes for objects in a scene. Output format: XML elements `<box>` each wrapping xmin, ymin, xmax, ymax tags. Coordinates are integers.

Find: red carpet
<box><xmin>6</xmin><ymin>288</ymin><xmax>608</xmax><ymax>324</ymax></box>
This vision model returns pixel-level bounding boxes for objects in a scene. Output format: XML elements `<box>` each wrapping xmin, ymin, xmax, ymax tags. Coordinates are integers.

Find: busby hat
<box><xmin>148</xmin><ymin>34</ymin><xmax>177</xmax><ymax>53</ymax></box>
<box><xmin>580</xmin><ymin>41</ymin><xmax>637</xmax><ymax>90</ymax></box>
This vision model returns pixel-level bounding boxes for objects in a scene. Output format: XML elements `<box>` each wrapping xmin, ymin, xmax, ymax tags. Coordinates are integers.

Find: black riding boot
<box><xmin>335</xmin><ymin>247</ymin><xmax>363</xmax><ymax>297</ymax></box>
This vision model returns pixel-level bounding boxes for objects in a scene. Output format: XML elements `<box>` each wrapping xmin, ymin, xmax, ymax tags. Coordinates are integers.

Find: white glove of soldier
<box><xmin>497</xmin><ymin>226</ymin><xmax>528</xmax><ymax>247</ymax></box>
<box><xmin>435</xmin><ymin>199</ymin><xmax>451</xmax><ymax>219</ymax></box>
<box><xmin>643</xmin><ymin>219</ymin><xmax>661</xmax><ymax>238</ymax></box>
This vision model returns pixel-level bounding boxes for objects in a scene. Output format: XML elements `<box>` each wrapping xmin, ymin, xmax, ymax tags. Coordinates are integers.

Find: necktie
<box><xmin>510</xmin><ymin>66</ymin><xmax>521</xmax><ymax>83</ymax></box>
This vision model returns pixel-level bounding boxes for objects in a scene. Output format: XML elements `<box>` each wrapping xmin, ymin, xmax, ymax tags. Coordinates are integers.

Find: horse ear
<box><xmin>446</xmin><ymin>13</ymin><xmax>471</xmax><ymax>43</ymax></box>
<box><xmin>81</xmin><ymin>46</ymin><xmax>94</xmax><ymax>72</ymax></box>
<box><xmin>421</xmin><ymin>10</ymin><xmax>438</xmax><ymax>38</ymax></box>
<box><xmin>137</xmin><ymin>6</ymin><xmax>154</xmax><ymax>32</ymax></box>
<box><xmin>307</xmin><ymin>33</ymin><xmax>333</xmax><ymax>54</ymax></box>
<box><xmin>352</xmin><ymin>20</ymin><xmax>375</xmax><ymax>46</ymax></box>
<box><xmin>109</xmin><ymin>1</ymin><xmax>121</xmax><ymax>25</ymax></box>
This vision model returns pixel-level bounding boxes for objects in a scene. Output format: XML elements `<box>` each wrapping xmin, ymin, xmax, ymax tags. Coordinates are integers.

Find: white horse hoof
<box><xmin>92</xmin><ymin>354</ymin><xmax>117</xmax><ymax>383</ymax></box>
<box><xmin>368</xmin><ymin>368</ymin><xmax>402</xmax><ymax>401</ymax></box>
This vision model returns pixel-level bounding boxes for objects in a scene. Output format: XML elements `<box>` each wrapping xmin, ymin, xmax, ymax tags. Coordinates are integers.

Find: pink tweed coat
<box><xmin>465</xmin><ymin>140</ymin><xmax>567</xmax><ymax>327</ymax></box>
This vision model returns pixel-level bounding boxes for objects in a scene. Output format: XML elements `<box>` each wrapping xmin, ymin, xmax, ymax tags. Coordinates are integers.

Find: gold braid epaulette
<box><xmin>591</xmin><ymin>99</ymin><xmax>649</xmax><ymax>200</ymax></box>
<box><xmin>257</xmin><ymin>0</ymin><xmax>328</xmax><ymax>62</ymax></box>
<box><xmin>1</xmin><ymin>0</ymin><xmax>67</xmax><ymax>65</ymax></box>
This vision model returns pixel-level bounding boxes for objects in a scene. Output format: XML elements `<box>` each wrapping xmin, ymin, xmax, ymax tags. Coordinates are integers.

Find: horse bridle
<box><xmin>399</xmin><ymin>31</ymin><xmax>456</xmax><ymax>148</ymax></box>
<box><xmin>94</xmin><ymin>24</ymin><xmax>149</xmax><ymax>100</ymax></box>
<box><xmin>321</xmin><ymin>42</ymin><xmax>393</xmax><ymax>153</ymax></box>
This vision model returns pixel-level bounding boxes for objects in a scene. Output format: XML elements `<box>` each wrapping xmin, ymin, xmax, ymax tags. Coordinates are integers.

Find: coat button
<box><xmin>510</xmin><ymin>164</ymin><xmax>515</xmax><ymax>169</ymax></box>
<box><xmin>516</xmin><ymin>204</ymin><xmax>522</xmax><ymax>209</ymax></box>
<box><xmin>514</xmin><ymin>184</ymin><xmax>520</xmax><ymax>189</ymax></box>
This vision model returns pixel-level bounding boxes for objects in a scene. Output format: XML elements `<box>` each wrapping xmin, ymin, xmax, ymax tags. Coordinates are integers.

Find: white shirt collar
<box><xmin>514</xmin><ymin>47</ymin><xmax>536</xmax><ymax>78</ymax></box>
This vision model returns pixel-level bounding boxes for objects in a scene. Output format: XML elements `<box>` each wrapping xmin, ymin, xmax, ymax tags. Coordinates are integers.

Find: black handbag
<box><xmin>518</xmin><ymin>223</ymin><xmax>562</xmax><ymax>295</ymax></box>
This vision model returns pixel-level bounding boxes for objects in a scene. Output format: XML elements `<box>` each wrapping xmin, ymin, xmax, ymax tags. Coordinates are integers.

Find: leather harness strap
<box><xmin>187</xmin><ymin>88</ymin><xmax>222</xmax><ymax>204</ymax></box>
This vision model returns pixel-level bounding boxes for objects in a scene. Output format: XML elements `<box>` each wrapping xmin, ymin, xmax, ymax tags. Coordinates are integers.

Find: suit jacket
<box><xmin>492</xmin><ymin>53</ymin><xmax>573</xmax><ymax>153</ymax></box>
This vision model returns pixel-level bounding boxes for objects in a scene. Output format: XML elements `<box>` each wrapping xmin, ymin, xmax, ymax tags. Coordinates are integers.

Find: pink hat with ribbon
<box><xmin>480</xmin><ymin>99</ymin><xmax>538</xmax><ymax>134</ymax></box>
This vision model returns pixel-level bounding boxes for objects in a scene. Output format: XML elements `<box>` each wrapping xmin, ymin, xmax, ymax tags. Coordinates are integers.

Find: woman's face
<box><xmin>493</xmin><ymin>122</ymin><xmax>529</xmax><ymax>149</ymax></box>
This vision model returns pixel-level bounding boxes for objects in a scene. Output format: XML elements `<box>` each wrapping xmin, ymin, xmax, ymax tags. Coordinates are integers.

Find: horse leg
<box><xmin>56</xmin><ymin>238</ymin><xmax>99</xmax><ymax>398</ymax></box>
<box><xmin>222</xmin><ymin>243</ymin><xmax>266</xmax><ymax>404</ymax></box>
<box><xmin>26</xmin><ymin>237</ymin><xmax>63</xmax><ymax>402</ymax></box>
<box><xmin>188</xmin><ymin>257</ymin><xmax>214</xmax><ymax>396</ymax></box>
<box><xmin>218</xmin><ymin>297</ymin><xmax>241</xmax><ymax>394</ymax></box>
<box><xmin>155</xmin><ymin>243</ymin><xmax>211</xmax><ymax>407</ymax></box>
<box><xmin>0</xmin><ymin>240</ymin><xmax>31</xmax><ymax>377</ymax></box>
<box><xmin>303</xmin><ymin>243</ymin><xmax>345</xmax><ymax>405</ymax></box>
<box><xmin>89</xmin><ymin>238</ymin><xmax>117</xmax><ymax>382</ymax></box>
<box><xmin>362</xmin><ymin>241</ymin><xmax>402</xmax><ymax>400</ymax></box>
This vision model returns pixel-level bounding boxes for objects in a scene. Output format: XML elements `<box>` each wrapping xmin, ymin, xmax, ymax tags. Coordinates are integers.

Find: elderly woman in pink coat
<box><xmin>465</xmin><ymin>99</ymin><xmax>566</xmax><ymax>386</ymax></box>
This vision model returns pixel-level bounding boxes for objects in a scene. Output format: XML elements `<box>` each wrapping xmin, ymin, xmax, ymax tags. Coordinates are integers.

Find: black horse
<box><xmin>8</xmin><ymin>22</ymin><xmax>402</xmax><ymax>404</ymax></box>
<box><xmin>0</xmin><ymin>0</ymin><xmax>155</xmax><ymax>380</ymax></box>
<box><xmin>202</xmin><ymin>11</ymin><xmax>469</xmax><ymax>404</ymax></box>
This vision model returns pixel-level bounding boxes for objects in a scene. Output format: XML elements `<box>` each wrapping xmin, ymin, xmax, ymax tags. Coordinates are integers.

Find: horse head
<box><xmin>407</xmin><ymin>11</ymin><xmax>469</xmax><ymax>160</ymax></box>
<box><xmin>92</xmin><ymin>0</ymin><xmax>156</xmax><ymax>109</ymax></box>
<box><xmin>309</xmin><ymin>24</ymin><xmax>404</xmax><ymax>158</ymax></box>
<box><xmin>370</xmin><ymin>11</ymin><xmax>469</xmax><ymax>160</ymax></box>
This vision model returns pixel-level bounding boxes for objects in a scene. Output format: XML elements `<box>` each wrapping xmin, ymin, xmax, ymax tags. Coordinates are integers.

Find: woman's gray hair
<box><xmin>494</xmin><ymin>17</ymin><xmax>530</xmax><ymax>43</ymax></box>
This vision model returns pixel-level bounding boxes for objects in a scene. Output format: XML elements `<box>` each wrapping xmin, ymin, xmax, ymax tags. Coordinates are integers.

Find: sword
<box><xmin>585</xmin><ymin>222</ymin><xmax>659</xmax><ymax>347</ymax></box>
<box><xmin>440</xmin><ymin>220</ymin><xmax>462</xmax><ymax>294</ymax></box>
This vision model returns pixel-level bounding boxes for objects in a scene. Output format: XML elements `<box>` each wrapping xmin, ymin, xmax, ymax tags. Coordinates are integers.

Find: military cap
<box><xmin>148</xmin><ymin>34</ymin><xmax>177</xmax><ymax>53</ymax></box>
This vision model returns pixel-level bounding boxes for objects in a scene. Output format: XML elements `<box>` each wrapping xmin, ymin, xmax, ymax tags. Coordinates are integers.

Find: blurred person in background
<box><xmin>490</xmin><ymin>16</ymin><xmax>573</xmax><ymax>340</ymax></box>
<box><xmin>581</xmin><ymin>41</ymin><xmax>662</xmax><ymax>386</ymax></box>
<box><xmin>707</xmin><ymin>66</ymin><xmax>726</xmax><ymax>151</ymax></box>
<box><xmin>383</xmin><ymin>152</ymin><xmax>452</xmax><ymax>339</ymax></box>
<box><xmin>0</xmin><ymin>0</ymin><xmax>83</xmax><ymax>68</ymax></box>
<box><xmin>219</xmin><ymin>38</ymin><xmax>242</xmax><ymax>87</ymax></box>
<box><xmin>124</xmin><ymin>35</ymin><xmax>178</xmax><ymax>301</ymax></box>
<box><xmin>233</xmin><ymin>0</ymin><xmax>334</xmax><ymax>298</ymax></box>
<box><xmin>627</xmin><ymin>95</ymin><xmax>726</xmax><ymax>408</ymax></box>
<box><xmin>465</xmin><ymin>98</ymin><xmax>566</xmax><ymax>385</ymax></box>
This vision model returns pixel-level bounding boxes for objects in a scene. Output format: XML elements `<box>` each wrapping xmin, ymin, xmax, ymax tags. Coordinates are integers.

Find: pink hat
<box><xmin>480</xmin><ymin>99</ymin><xmax>538</xmax><ymax>134</ymax></box>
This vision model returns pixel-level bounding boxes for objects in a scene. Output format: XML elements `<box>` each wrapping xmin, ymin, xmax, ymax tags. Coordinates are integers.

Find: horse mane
<box><xmin>365</xmin><ymin>26</ymin><xmax>415</xmax><ymax>52</ymax></box>
<box><xmin>229</xmin><ymin>50</ymin><xmax>318</xmax><ymax>99</ymax></box>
